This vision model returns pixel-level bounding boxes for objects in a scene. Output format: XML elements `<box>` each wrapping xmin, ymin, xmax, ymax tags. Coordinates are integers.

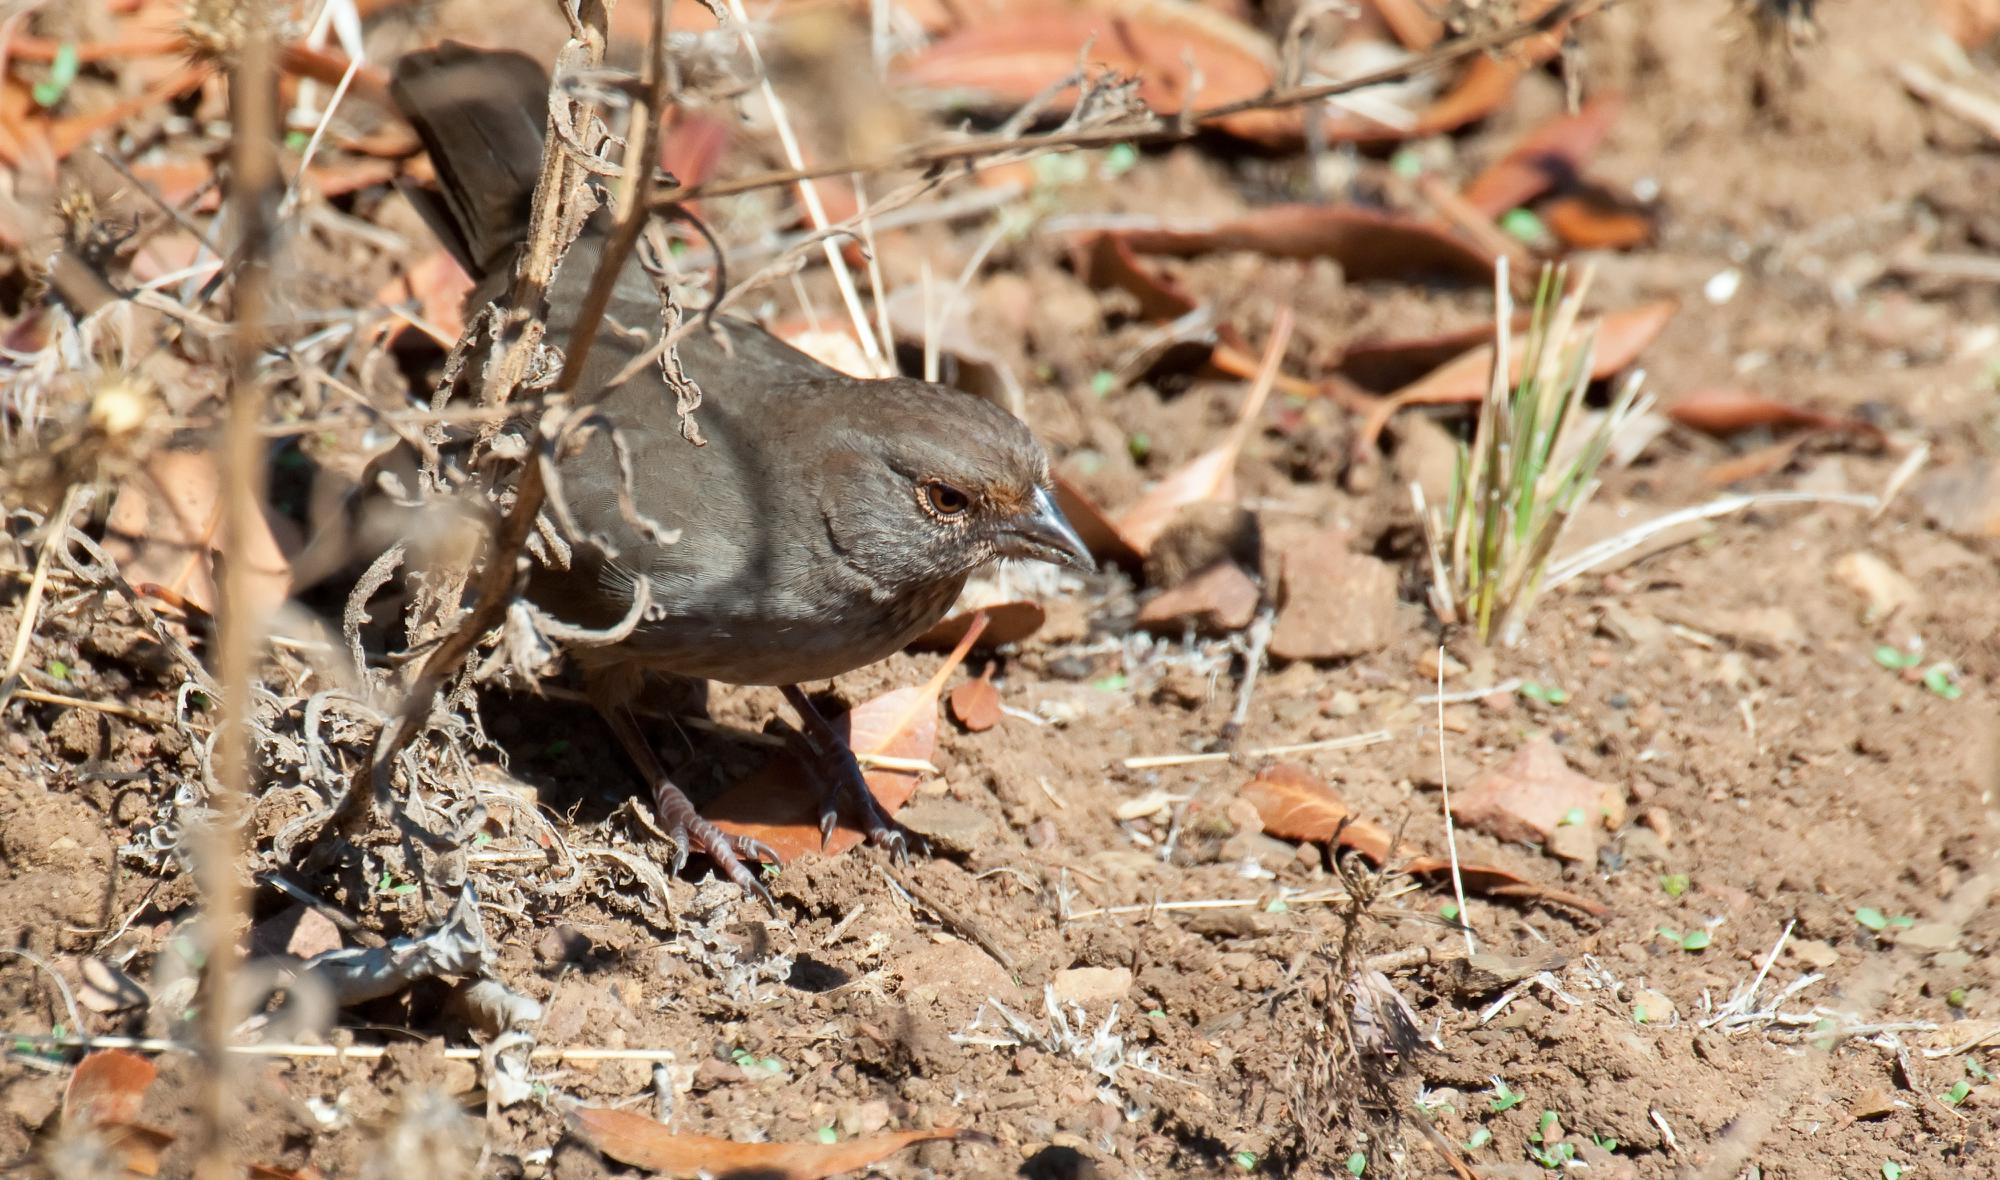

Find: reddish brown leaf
<box><xmin>1354</xmin><ymin>299</ymin><xmax>1678</xmax><ymax>458</ymax></box>
<box><xmin>948</xmin><ymin>674</ymin><xmax>1002</xmax><ymax>732</ymax></box>
<box><xmin>1117</xmin><ymin>205</ymin><xmax>1494</xmax><ymax>283</ymax></box>
<box><xmin>917</xmin><ymin>600</ymin><xmax>1045</xmax><ymax>650</ymax></box>
<box><xmin>1239</xmin><ymin>765</ymin><xmax>1609</xmax><ymax>916</ymax></box>
<box><xmin>1335</xmin><ymin>318</ymin><xmax>1524</xmax><ymax>392</ymax></box>
<box><xmin>63</xmin><ymin>1050</ymin><xmax>157</xmax><ymax>1131</ymax></box>
<box><xmin>1450</xmin><ymin>736</ymin><xmax>1624</xmax><ymax>862</ymax></box>
<box><xmin>895</xmin><ymin>0</ymin><xmax>1293</xmax><ymax>145</ymax></box>
<box><xmin>574</xmin><ymin>1106</ymin><xmax>970</xmax><ymax>1178</ymax></box>
<box><xmin>1667</xmin><ymin>388</ymin><xmax>1882</xmax><ymax>438</ymax></box>
<box><xmin>1701</xmin><ymin>432</ymin><xmax>1817</xmax><ymax>488</ymax></box>
<box><xmin>1540</xmin><ymin>189</ymin><xmax>1654</xmax><ymax>250</ymax></box>
<box><xmin>1073</xmin><ymin>233</ymin><xmax>1199</xmax><ymax>320</ymax></box>
<box><xmin>102</xmin><ymin>447</ymin><xmax>299</xmax><ymax>617</ymax></box>
<box><xmin>1115</xmin><ymin>311</ymin><xmax>1293</xmax><ymax>555</ymax></box>
<box><xmin>1462</xmin><ymin>95</ymin><xmax>1624</xmax><ymax>218</ymax></box>
<box><xmin>706</xmin><ymin>616</ymin><xmax>986</xmax><ymax>861</ymax></box>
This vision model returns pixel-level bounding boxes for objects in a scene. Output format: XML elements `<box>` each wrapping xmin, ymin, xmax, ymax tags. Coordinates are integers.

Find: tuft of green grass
<box><xmin>1416</xmin><ymin>261</ymin><xmax>1651</xmax><ymax>646</ymax></box>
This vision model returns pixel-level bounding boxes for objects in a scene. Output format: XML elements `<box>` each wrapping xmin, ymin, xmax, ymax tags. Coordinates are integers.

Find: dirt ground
<box><xmin>4</xmin><ymin>0</ymin><xmax>2000</xmax><ymax>1177</ymax></box>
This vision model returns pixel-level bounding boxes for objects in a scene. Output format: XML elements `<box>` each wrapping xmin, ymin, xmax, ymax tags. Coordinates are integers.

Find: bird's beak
<box><xmin>1000</xmin><ymin>485</ymin><xmax>1096</xmax><ymax>573</ymax></box>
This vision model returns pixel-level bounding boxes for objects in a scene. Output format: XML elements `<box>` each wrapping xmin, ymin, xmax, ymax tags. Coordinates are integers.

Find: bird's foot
<box><xmin>782</xmin><ymin>686</ymin><xmax>920</xmax><ymax>861</ymax></box>
<box><xmin>651</xmin><ymin>778</ymin><xmax>778</xmax><ymax>907</ymax></box>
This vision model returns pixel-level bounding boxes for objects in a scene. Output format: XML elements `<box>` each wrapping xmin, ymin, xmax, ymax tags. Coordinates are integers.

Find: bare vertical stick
<box><xmin>1434</xmin><ymin>647</ymin><xmax>1475</xmax><ymax>955</ymax></box>
<box><xmin>722</xmin><ymin>0</ymin><xmax>884</xmax><ymax>368</ymax></box>
<box><xmin>197</xmin><ymin>14</ymin><xmax>280</xmax><ymax>1180</ymax></box>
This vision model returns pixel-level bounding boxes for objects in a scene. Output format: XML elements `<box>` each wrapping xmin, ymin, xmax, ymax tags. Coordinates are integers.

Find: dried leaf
<box><xmin>1240</xmin><ymin>765</ymin><xmax>1608</xmax><ymax>915</ymax></box>
<box><xmin>1115</xmin><ymin>312</ymin><xmax>1292</xmax><ymax>556</ymax></box>
<box><xmin>1364</xmin><ymin>0</ymin><xmax>1445</xmax><ymax>49</ymax></box>
<box><xmin>63</xmin><ymin>1050</ymin><xmax>156</xmax><ymax>1130</ymax></box>
<box><xmin>916</xmin><ymin>600</ymin><xmax>1045</xmax><ymax>649</ymax></box>
<box><xmin>948</xmin><ymin>675</ymin><xmax>1002</xmax><ymax>732</ymax></box>
<box><xmin>1539</xmin><ymin>189</ymin><xmax>1654</xmax><ymax>250</ymax></box>
<box><xmin>706</xmin><ymin>616</ymin><xmax>986</xmax><ymax>860</ymax></box>
<box><xmin>102</xmin><ymin>447</ymin><xmax>298</xmax><ymax>616</ymax></box>
<box><xmin>1462</xmin><ymin>95</ymin><xmax>1624</xmax><ymax>217</ymax></box>
<box><xmin>1117</xmin><ymin>205</ymin><xmax>1494</xmax><ymax>283</ymax></box>
<box><xmin>1667</xmin><ymin>387</ymin><xmax>1882</xmax><ymax>438</ymax></box>
<box><xmin>1450</xmin><ymin>736</ymin><xmax>1625</xmax><ymax>862</ymax></box>
<box><xmin>896</xmin><ymin>0</ymin><xmax>1293</xmax><ymax>144</ymax></box>
<box><xmin>574</xmin><ymin>1106</ymin><xmax>969</xmax><ymax>1178</ymax></box>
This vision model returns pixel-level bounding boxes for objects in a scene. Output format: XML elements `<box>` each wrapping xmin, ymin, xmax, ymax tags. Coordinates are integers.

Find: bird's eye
<box><xmin>921</xmin><ymin>480</ymin><xmax>971</xmax><ymax>519</ymax></box>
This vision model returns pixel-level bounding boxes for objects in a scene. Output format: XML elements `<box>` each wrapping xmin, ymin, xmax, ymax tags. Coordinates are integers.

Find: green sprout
<box><xmin>1874</xmin><ymin>644</ymin><xmax>1923</xmax><ymax>670</ymax></box>
<box><xmin>1489</xmin><ymin>1081</ymin><xmax>1525</xmax><ymax>1113</ymax></box>
<box><xmin>1416</xmin><ymin>262</ymin><xmax>1651</xmax><ymax>646</ymax></box>
<box><xmin>1464</xmin><ymin>1128</ymin><xmax>1492</xmax><ymax>1151</ymax></box>
<box><xmin>1345</xmin><ymin>1152</ymin><xmax>1367</xmax><ymax>1176</ymax></box>
<box><xmin>816</xmin><ymin>1126</ymin><xmax>839</xmax><ymax>1144</ymax></box>
<box><xmin>1499</xmin><ymin>208</ymin><xmax>1549</xmax><ymax>246</ymax></box>
<box><xmin>33</xmin><ymin>43</ymin><xmax>79</xmax><ymax>108</ymax></box>
<box><xmin>1942</xmin><ymin>1080</ymin><xmax>1971</xmax><ymax>1106</ymax></box>
<box><xmin>1232</xmin><ymin>1150</ymin><xmax>1258</xmax><ymax>1171</ymax></box>
<box><xmin>1518</xmin><ymin>681</ymin><xmax>1570</xmax><ymax>705</ymax></box>
<box><xmin>1922</xmin><ymin>663</ymin><xmax>1963</xmax><ymax>701</ymax></box>
<box><xmin>1660</xmin><ymin>873</ymin><xmax>1691</xmax><ymax>897</ymax></box>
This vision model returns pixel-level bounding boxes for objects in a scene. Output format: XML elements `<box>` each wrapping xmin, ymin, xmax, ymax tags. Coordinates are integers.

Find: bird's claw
<box><xmin>652</xmin><ymin>782</ymin><xmax>780</xmax><ymax>908</ymax></box>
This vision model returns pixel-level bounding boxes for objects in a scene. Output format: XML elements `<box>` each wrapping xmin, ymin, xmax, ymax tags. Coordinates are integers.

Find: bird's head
<box><xmin>814</xmin><ymin>380</ymin><xmax>1095</xmax><ymax>591</ymax></box>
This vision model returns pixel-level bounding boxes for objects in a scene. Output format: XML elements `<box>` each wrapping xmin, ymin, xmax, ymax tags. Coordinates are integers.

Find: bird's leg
<box><xmin>779</xmin><ymin>685</ymin><xmax>911</xmax><ymax>859</ymax></box>
<box><xmin>587</xmin><ymin>668</ymin><xmax>778</xmax><ymax>906</ymax></box>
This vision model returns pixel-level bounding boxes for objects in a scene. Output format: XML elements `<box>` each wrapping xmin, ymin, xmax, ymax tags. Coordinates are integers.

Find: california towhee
<box><xmin>390</xmin><ymin>43</ymin><xmax>1092</xmax><ymax>899</ymax></box>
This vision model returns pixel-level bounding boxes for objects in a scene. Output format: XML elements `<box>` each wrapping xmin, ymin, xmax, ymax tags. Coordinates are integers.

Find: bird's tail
<box><xmin>388</xmin><ymin>41</ymin><xmax>551</xmax><ymax>282</ymax></box>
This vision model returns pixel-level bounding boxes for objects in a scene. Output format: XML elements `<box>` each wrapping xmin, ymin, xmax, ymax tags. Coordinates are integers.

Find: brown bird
<box><xmin>390</xmin><ymin>43</ymin><xmax>1093</xmax><ymax>900</ymax></box>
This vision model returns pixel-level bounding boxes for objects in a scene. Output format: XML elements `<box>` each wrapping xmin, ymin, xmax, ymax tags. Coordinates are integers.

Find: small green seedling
<box><xmin>1680</xmin><ymin>929</ymin><xmax>1712</xmax><ymax>952</ymax></box>
<box><xmin>1592</xmin><ymin>1133</ymin><xmax>1620</xmax><ymax>1152</ymax></box>
<box><xmin>1489</xmin><ymin>1081</ymin><xmax>1525</xmax><ymax>1113</ymax></box>
<box><xmin>1232</xmin><ymin>1150</ymin><xmax>1258</xmax><ymax>1171</ymax></box>
<box><xmin>1874</xmin><ymin>645</ymin><xmax>1923</xmax><ymax>670</ymax></box>
<box><xmin>1345</xmin><ymin>1152</ymin><xmax>1367</xmax><ymax>1176</ymax></box>
<box><xmin>1559</xmin><ymin>807</ymin><xmax>1587</xmax><ymax>827</ymax></box>
<box><xmin>33</xmin><ymin>43</ymin><xmax>79</xmax><ymax>107</ymax></box>
<box><xmin>1439</xmin><ymin>902</ymin><xmax>1461</xmax><ymax>922</ymax></box>
<box><xmin>1518</xmin><ymin>681</ymin><xmax>1570</xmax><ymax>705</ymax></box>
<box><xmin>1948</xmin><ymin>988</ymin><xmax>1969</xmax><ymax>1009</ymax></box>
<box><xmin>1100</xmin><ymin>143</ymin><xmax>1140</xmax><ymax>178</ymax></box>
<box><xmin>1966</xmin><ymin>1058</ymin><xmax>1991</xmax><ymax>1082</ymax></box>
<box><xmin>1942</xmin><ymin>1080</ymin><xmax>1971</xmax><ymax>1107</ymax></box>
<box><xmin>1660</xmin><ymin>873</ymin><xmax>1691</xmax><ymax>898</ymax></box>
<box><xmin>1091</xmin><ymin>370</ymin><xmax>1116</xmax><ymax>397</ymax></box>
<box><xmin>45</xmin><ymin>659</ymin><xmax>69</xmax><ymax>682</ymax></box>
<box><xmin>1463</xmin><ymin>1128</ymin><xmax>1492</xmax><ymax>1151</ymax></box>
<box><xmin>1856</xmin><ymin>907</ymin><xmax>1889</xmax><ymax>931</ymax></box>
<box><xmin>1527</xmin><ymin>1142</ymin><xmax>1576</xmax><ymax>1168</ymax></box>
<box><xmin>1528</xmin><ymin>1110</ymin><xmax>1559</xmax><ymax>1142</ymax></box>
<box><xmin>816</xmin><ymin>1126</ymin><xmax>838</xmax><ymax>1144</ymax></box>
<box><xmin>1127</xmin><ymin>432</ymin><xmax>1151</xmax><ymax>462</ymax></box>
<box><xmin>1882</xmin><ymin>1162</ymin><xmax>1907</xmax><ymax>1180</ymax></box>
<box><xmin>1922</xmin><ymin>663</ymin><xmax>1963</xmax><ymax>701</ymax></box>
<box><xmin>1500</xmin><ymin>208</ymin><xmax>1550</xmax><ymax>246</ymax></box>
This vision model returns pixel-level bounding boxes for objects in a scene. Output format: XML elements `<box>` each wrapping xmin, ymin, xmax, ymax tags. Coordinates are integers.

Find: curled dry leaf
<box><xmin>948</xmin><ymin>672</ymin><xmax>1002</xmax><ymax>732</ymax></box>
<box><xmin>1461</xmin><ymin>95</ymin><xmax>1624</xmax><ymax>217</ymax></box>
<box><xmin>1117</xmin><ymin>205</ymin><xmax>1494</xmax><ymax>283</ymax></box>
<box><xmin>1051</xmin><ymin>473</ymin><xmax>1142</xmax><ymax>571</ymax></box>
<box><xmin>62</xmin><ymin>1050</ymin><xmax>156</xmax><ymax>1130</ymax></box>
<box><xmin>1449</xmin><ymin>736</ymin><xmax>1625</xmax><ymax>863</ymax></box>
<box><xmin>1667</xmin><ymin>387</ymin><xmax>1884</xmax><ymax>439</ymax></box>
<box><xmin>103</xmin><ymin>447</ymin><xmax>299</xmax><ymax>617</ymax></box>
<box><xmin>1353</xmin><ymin>299</ymin><xmax>1678</xmax><ymax>458</ymax></box>
<box><xmin>1539</xmin><ymin>189</ymin><xmax>1655</xmax><ymax>250</ymax></box>
<box><xmin>1240</xmin><ymin>764</ymin><xmax>1608</xmax><ymax>915</ymax></box>
<box><xmin>1114</xmin><ymin>310</ymin><xmax>1293</xmax><ymax>557</ymax></box>
<box><xmin>705</xmin><ymin>616</ymin><xmax>987</xmax><ymax>860</ymax></box>
<box><xmin>895</xmin><ymin>0</ymin><xmax>1293</xmax><ymax>144</ymax></box>
<box><xmin>575</xmin><ymin>1106</ymin><xmax>972</xmax><ymax>1179</ymax></box>
<box><xmin>916</xmin><ymin>600</ymin><xmax>1045</xmax><ymax>649</ymax></box>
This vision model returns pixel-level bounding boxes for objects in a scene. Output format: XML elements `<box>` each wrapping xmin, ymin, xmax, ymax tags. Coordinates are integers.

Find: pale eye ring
<box><xmin>921</xmin><ymin>480</ymin><xmax>971</xmax><ymax>518</ymax></box>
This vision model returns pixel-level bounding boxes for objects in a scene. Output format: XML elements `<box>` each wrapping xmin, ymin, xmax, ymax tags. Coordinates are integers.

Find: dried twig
<box><xmin>646</xmin><ymin>0</ymin><xmax>1600</xmax><ymax>213</ymax></box>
